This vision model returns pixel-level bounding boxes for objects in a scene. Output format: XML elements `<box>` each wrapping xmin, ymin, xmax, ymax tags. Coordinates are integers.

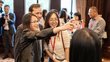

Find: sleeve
<box><xmin>1</xmin><ymin>14</ymin><xmax>5</xmax><ymax>26</ymax></box>
<box><xmin>43</xmin><ymin>41</ymin><xmax>48</xmax><ymax>50</ymax></box>
<box><xmin>23</xmin><ymin>28</ymin><xmax>56</xmax><ymax>40</ymax></box>
<box><xmin>23</xmin><ymin>29</ymin><xmax>38</xmax><ymax>40</ymax></box>
<box><xmin>8</xmin><ymin>13</ymin><xmax>16</xmax><ymax>24</ymax></box>
<box><xmin>62</xmin><ymin>30</ymin><xmax>71</xmax><ymax>48</ymax></box>
<box><xmin>36</xmin><ymin>28</ymin><xmax>56</xmax><ymax>39</ymax></box>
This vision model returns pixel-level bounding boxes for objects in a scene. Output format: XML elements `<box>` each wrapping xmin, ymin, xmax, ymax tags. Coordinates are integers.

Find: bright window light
<box><xmin>61</xmin><ymin>0</ymin><xmax>76</xmax><ymax>17</ymax></box>
<box><xmin>2</xmin><ymin>0</ymin><xmax>14</xmax><ymax>13</ymax></box>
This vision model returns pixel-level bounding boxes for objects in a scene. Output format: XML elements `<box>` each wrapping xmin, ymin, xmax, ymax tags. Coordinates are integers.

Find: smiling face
<box><xmin>48</xmin><ymin>13</ymin><xmax>58</xmax><ymax>28</ymax></box>
<box><xmin>30</xmin><ymin>16</ymin><xmax>39</xmax><ymax>31</ymax></box>
<box><xmin>88</xmin><ymin>8</ymin><xmax>98</xmax><ymax>19</ymax></box>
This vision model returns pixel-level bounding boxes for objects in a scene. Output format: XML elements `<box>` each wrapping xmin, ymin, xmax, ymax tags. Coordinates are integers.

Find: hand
<box><xmin>4</xmin><ymin>15</ymin><xmax>10</xmax><ymax>20</ymax></box>
<box><xmin>3</xmin><ymin>23</ymin><xmax>8</xmax><ymax>27</ymax></box>
<box><xmin>3</xmin><ymin>24</ymin><xmax>6</xmax><ymax>27</ymax></box>
<box><xmin>60</xmin><ymin>22</ymin><xmax>74</xmax><ymax>30</ymax></box>
<box><xmin>53</xmin><ymin>59</ymin><xmax>60</xmax><ymax>62</ymax></box>
<box><xmin>7</xmin><ymin>15</ymin><xmax>11</xmax><ymax>21</ymax></box>
<box><xmin>4</xmin><ymin>16</ymin><xmax>7</xmax><ymax>20</ymax></box>
<box><xmin>53</xmin><ymin>22</ymin><xmax>74</xmax><ymax>33</ymax></box>
<box><xmin>62</xmin><ymin>60</ymin><xmax>68</xmax><ymax>62</ymax></box>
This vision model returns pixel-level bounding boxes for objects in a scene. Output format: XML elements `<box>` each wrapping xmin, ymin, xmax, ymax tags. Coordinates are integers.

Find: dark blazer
<box><xmin>14</xmin><ymin>27</ymin><xmax>56</xmax><ymax>62</ymax></box>
<box><xmin>1</xmin><ymin>13</ymin><xmax>16</xmax><ymax>35</ymax></box>
<box><xmin>0</xmin><ymin>8</ymin><xmax>3</xmax><ymax>35</ymax></box>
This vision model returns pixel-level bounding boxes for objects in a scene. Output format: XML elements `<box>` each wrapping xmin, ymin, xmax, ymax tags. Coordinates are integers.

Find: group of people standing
<box><xmin>14</xmin><ymin>4</ymin><xmax>73</xmax><ymax>62</ymax></box>
<box><xmin>14</xmin><ymin>3</ymin><xmax>106</xmax><ymax>62</ymax></box>
<box><xmin>0</xmin><ymin>1</ymin><xmax>106</xmax><ymax>62</ymax></box>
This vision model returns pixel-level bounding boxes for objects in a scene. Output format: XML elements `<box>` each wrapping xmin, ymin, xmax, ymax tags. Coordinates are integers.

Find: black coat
<box><xmin>14</xmin><ymin>26</ymin><xmax>56</xmax><ymax>62</ymax></box>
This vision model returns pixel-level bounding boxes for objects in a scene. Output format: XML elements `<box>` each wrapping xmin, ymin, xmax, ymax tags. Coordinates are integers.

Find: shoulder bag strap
<box><xmin>61</xmin><ymin>31</ymin><xmax>65</xmax><ymax>51</ymax></box>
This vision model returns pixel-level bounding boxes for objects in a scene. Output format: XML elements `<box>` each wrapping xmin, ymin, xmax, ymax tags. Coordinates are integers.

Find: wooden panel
<box><xmin>85</xmin><ymin>0</ymin><xmax>104</xmax><ymax>27</ymax></box>
<box><xmin>14</xmin><ymin>0</ymin><xmax>24</xmax><ymax>28</ymax></box>
<box><xmin>102</xmin><ymin>0</ymin><xmax>110</xmax><ymax>59</ymax></box>
<box><xmin>50</xmin><ymin>0</ymin><xmax>61</xmax><ymax>12</ymax></box>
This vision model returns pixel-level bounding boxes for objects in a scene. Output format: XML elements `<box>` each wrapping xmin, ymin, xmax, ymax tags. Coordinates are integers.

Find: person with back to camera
<box><xmin>69</xmin><ymin>28</ymin><xmax>102</xmax><ymax>62</ymax></box>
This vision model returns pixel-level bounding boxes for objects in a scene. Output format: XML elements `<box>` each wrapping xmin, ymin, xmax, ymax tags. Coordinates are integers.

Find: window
<box><xmin>39</xmin><ymin>0</ymin><xmax>50</xmax><ymax>11</ymax></box>
<box><xmin>25</xmin><ymin>0</ymin><xmax>50</xmax><ymax>14</ymax></box>
<box><xmin>2</xmin><ymin>0</ymin><xmax>14</xmax><ymax>12</ymax></box>
<box><xmin>25</xmin><ymin>0</ymin><xmax>37</xmax><ymax>14</ymax></box>
<box><xmin>61</xmin><ymin>0</ymin><xmax>76</xmax><ymax>17</ymax></box>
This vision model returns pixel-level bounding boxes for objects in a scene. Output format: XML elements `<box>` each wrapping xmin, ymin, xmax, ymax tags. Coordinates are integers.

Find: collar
<box><xmin>94</xmin><ymin>15</ymin><xmax>101</xmax><ymax>20</ymax></box>
<box><xmin>5</xmin><ymin>12</ymin><xmax>9</xmax><ymax>15</ymax></box>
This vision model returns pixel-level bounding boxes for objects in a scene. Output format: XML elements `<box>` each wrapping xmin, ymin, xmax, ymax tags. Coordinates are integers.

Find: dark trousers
<box><xmin>0</xmin><ymin>26</ymin><xmax>2</xmax><ymax>36</ymax></box>
<box><xmin>2</xmin><ymin>30</ymin><xmax>14</xmax><ymax>57</ymax></box>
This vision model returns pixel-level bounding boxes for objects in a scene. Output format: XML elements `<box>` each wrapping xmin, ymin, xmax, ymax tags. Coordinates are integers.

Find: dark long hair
<box><xmin>42</xmin><ymin>9</ymin><xmax>47</xmax><ymax>21</ymax></box>
<box><xmin>74</xmin><ymin>12</ymin><xmax>81</xmax><ymax>20</ymax></box>
<box><xmin>59</xmin><ymin>10</ymin><xmax>67</xmax><ymax>23</ymax></box>
<box><xmin>22</xmin><ymin>13</ymin><xmax>37</xmax><ymax>29</ymax></box>
<box><xmin>70</xmin><ymin>28</ymin><xmax>101</xmax><ymax>62</ymax></box>
<box><xmin>44</xmin><ymin>11</ymin><xmax>60</xmax><ymax>44</ymax></box>
<box><xmin>44</xmin><ymin>11</ymin><xmax>60</xmax><ymax>29</ymax></box>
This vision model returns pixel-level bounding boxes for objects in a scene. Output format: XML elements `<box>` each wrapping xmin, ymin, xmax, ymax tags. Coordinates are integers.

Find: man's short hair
<box><xmin>0</xmin><ymin>0</ymin><xmax>3</xmax><ymax>3</ymax></box>
<box><xmin>29</xmin><ymin>4</ymin><xmax>41</xmax><ymax>12</ymax></box>
<box><xmin>4</xmin><ymin>5</ymin><xmax>10</xmax><ymax>8</ymax></box>
<box><xmin>89</xmin><ymin>6</ymin><xmax>98</xmax><ymax>12</ymax></box>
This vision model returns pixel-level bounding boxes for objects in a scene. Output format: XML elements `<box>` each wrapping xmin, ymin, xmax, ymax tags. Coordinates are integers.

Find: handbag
<box><xmin>102</xmin><ymin>31</ymin><xmax>107</xmax><ymax>39</ymax></box>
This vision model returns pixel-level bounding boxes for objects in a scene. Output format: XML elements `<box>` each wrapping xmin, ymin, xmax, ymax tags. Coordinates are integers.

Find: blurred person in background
<box><xmin>44</xmin><ymin>11</ymin><xmax>71</xmax><ymax>62</ymax></box>
<box><xmin>1</xmin><ymin>5</ymin><xmax>16</xmax><ymax>59</ymax></box>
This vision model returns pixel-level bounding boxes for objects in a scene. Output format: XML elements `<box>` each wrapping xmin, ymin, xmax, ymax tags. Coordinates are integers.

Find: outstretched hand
<box><xmin>60</xmin><ymin>22</ymin><xmax>74</xmax><ymax>31</ymax></box>
<box><xmin>53</xmin><ymin>22</ymin><xmax>74</xmax><ymax>34</ymax></box>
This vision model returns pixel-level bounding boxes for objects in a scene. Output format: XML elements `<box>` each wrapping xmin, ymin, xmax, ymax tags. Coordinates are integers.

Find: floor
<box><xmin>0</xmin><ymin>57</ymin><xmax>14</xmax><ymax>62</ymax></box>
<box><xmin>0</xmin><ymin>56</ymin><xmax>110</xmax><ymax>62</ymax></box>
<box><xmin>102</xmin><ymin>58</ymin><xmax>110</xmax><ymax>62</ymax></box>
<box><xmin>0</xmin><ymin>40</ymin><xmax>110</xmax><ymax>62</ymax></box>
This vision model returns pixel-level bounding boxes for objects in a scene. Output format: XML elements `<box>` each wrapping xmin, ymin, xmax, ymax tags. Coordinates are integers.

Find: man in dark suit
<box><xmin>1</xmin><ymin>5</ymin><xmax>16</xmax><ymax>59</ymax></box>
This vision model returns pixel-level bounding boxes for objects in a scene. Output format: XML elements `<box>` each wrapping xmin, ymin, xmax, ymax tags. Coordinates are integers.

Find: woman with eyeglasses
<box><xmin>44</xmin><ymin>11</ymin><xmax>71</xmax><ymax>62</ymax></box>
<box><xmin>14</xmin><ymin>13</ymin><xmax>74</xmax><ymax>62</ymax></box>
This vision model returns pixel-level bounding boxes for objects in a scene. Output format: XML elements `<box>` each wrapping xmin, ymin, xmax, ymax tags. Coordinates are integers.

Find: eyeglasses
<box><xmin>30</xmin><ymin>20</ymin><xmax>39</xmax><ymax>23</ymax></box>
<box><xmin>49</xmin><ymin>18</ymin><xmax>58</xmax><ymax>21</ymax></box>
<box><xmin>36</xmin><ymin>12</ymin><xmax>42</xmax><ymax>15</ymax></box>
